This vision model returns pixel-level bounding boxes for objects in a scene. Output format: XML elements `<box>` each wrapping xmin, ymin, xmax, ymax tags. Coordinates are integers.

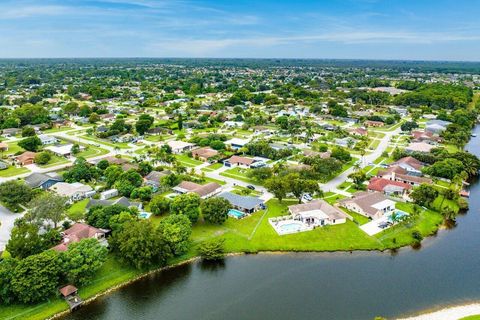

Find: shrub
<box><xmin>198</xmin><ymin>238</ymin><xmax>225</xmax><ymax>261</ymax></box>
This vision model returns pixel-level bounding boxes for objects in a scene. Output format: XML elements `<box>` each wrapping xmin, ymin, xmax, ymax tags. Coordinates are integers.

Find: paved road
<box><xmin>0</xmin><ymin>205</ymin><xmax>21</xmax><ymax>251</ymax></box>
<box><xmin>320</xmin><ymin>126</ymin><xmax>401</xmax><ymax>196</ymax></box>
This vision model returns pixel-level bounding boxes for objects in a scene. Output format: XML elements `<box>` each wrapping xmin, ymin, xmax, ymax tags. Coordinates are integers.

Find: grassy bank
<box><xmin>0</xmin><ymin>199</ymin><xmax>445</xmax><ymax>320</ymax></box>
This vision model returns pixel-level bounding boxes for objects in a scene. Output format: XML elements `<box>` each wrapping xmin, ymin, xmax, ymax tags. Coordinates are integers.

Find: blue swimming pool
<box><xmin>228</xmin><ymin>209</ymin><xmax>245</xmax><ymax>219</ymax></box>
<box><xmin>138</xmin><ymin>212</ymin><xmax>152</xmax><ymax>219</ymax></box>
<box><xmin>278</xmin><ymin>222</ymin><xmax>304</xmax><ymax>233</ymax></box>
<box><xmin>388</xmin><ymin>210</ymin><xmax>408</xmax><ymax>222</ymax></box>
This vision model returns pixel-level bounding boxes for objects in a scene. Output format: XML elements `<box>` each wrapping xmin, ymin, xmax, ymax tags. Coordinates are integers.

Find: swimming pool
<box><xmin>228</xmin><ymin>209</ymin><xmax>245</xmax><ymax>219</ymax></box>
<box><xmin>388</xmin><ymin>210</ymin><xmax>408</xmax><ymax>222</ymax></box>
<box><xmin>278</xmin><ymin>222</ymin><xmax>305</xmax><ymax>233</ymax></box>
<box><xmin>138</xmin><ymin>212</ymin><xmax>152</xmax><ymax>219</ymax></box>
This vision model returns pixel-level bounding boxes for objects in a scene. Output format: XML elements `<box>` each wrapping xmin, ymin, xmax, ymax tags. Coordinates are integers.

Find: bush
<box><xmin>198</xmin><ymin>238</ymin><xmax>225</xmax><ymax>261</ymax></box>
<box><xmin>34</xmin><ymin>152</ymin><xmax>51</xmax><ymax>165</ymax></box>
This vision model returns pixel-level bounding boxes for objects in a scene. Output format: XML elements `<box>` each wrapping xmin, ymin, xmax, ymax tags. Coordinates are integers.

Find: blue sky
<box><xmin>1</xmin><ymin>0</ymin><xmax>480</xmax><ymax>60</ymax></box>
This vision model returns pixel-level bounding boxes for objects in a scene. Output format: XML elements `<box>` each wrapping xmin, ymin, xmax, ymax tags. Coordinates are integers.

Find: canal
<box><xmin>63</xmin><ymin>127</ymin><xmax>480</xmax><ymax>320</ymax></box>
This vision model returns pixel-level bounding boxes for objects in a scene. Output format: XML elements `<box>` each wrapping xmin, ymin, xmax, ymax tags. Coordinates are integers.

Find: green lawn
<box><xmin>460</xmin><ymin>316</ymin><xmax>480</xmax><ymax>320</ymax></box>
<box><xmin>3</xmin><ymin>142</ymin><xmax>24</xmax><ymax>156</ymax></box>
<box><xmin>0</xmin><ymin>166</ymin><xmax>30</xmax><ymax>177</ymax></box>
<box><xmin>80</xmin><ymin>135</ymin><xmax>131</xmax><ymax>149</ymax></box>
<box><xmin>37</xmin><ymin>155</ymin><xmax>70</xmax><ymax>168</ymax></box>
<box><xmin>202</xmin><ymin>176</ymin><xmax>227</xmax><ymax>186</ymax></box>
<box><xmin>201</xmin><ymin>162</ymin><xmax>223</xmax><ymax>172</ymax></box>
<box><xmin>66</xmin><ymin>199</ymin><xmax>89</xmax><ymax>220</ymax></box>
<box><xmin>174</xmin><ymin>154</ymin><xmax>203</xmax><ymax>167</ymax></box>
<box><xmin>0</xmin><ymin>198</ymin><xmax>447</xmax><ymax>320</ymax></box>
<box><xmin>432</xmin><ymin>195</ymin><xmax>460</xmax><ymax>213</ymax></box>
<box><xmin>75</xmin><ymin>145</ymin><xmax>109</xmax><ymax>158</ymax></box>
<box><xmin>220</xmin><ymin>167</ymin><xmax>257</xmax><ymax>184</ymax></box>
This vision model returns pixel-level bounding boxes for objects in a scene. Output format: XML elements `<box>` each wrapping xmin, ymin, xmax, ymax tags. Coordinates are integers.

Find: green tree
<box><xmin>0</xmin><ymin>180</ymin><xmax>33</xmax><ymax>211</ymax></box>
<box><xmin>112</xmin><ymin>220</ymin><xmax>170</xmax><ymax>269</ymax></box>
<box><xmin>28</xmin><ymin>193</ymin><xmax>67</xmax><ymax>228</ymax></box>
<box><xmin>6</xmin><ymin>222</ymin><xmax>44</xmax><ymax>259</ymax></box>
<box><xmin>12</xmin><ymin>250</ymin><xmax>62</xmax><ymax>303</ymax></box>
<box><xmin>34</xmin><ymin>151</ymin><xmax>51</xmax><ymax>165</ymax></box>
<box><xmin>265</xmin><ymin>176</ymin><xmax>289</xmax><ymax>202</ymax></box>
<box><xmin>18</xmin><ymin>135</ymin><xmax>42</xmax><ymax>152</ymax></box>
<box><xmin>114</xmin><ymin>169</ymin><xmax>143</xmax><ymax>197</ymax></box>
<box><xmin>62</xmin><ymin>238</ymin><xmax>108</xmax><ymax>285</ymax></box>
<box><xmin>200</xmin><ymin>197</ymin><xmax>231</xmax><ymax>224</ymax></box>
<box><xmin>170</xmin><ymin>193</ymin><xmax>201</xmax><ymax>223</ymax></box>
<box><xmin>150</xmin><ymin>195</ymin><xmax>172</xmax><ymax>216</ymax></box>
<box><xmin>21</xmin><ymin>127</ymin><xmax>36</xmax><ymax>137</ymax></box>
<box><xmin>0</xmin><ymin>258</ymin><xmax>17</xmax><ymax>304</ymax></box>
<box><xmin>198</xmin><ymin>238</ymin><xmax>225</xmax><ymax>261</ymax></box>
<box><xmin>157</xmin><ymin>214</ymin><xmax>192</xmax><ymax>256</ymax></box>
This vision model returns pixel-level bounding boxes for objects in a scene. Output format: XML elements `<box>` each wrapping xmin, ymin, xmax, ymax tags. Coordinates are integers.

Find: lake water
<box><xmin>63</xmin><ymin>127</ymin><xmax>480</xmax><ymax>320</ymax></box>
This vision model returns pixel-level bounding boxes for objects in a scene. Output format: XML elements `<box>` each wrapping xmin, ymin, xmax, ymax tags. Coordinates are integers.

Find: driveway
<box><xmin>0</xmin><ymin>205</ymin><xmax>21</xmax><ymax>251</ymax></box>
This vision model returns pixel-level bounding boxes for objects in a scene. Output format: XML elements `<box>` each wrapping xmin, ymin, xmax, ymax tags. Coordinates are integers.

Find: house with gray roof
<box><xmin>217</xmin><ymin>192</ymin><xmax>265</xmax><ymax>213</ymax></box>
<box><xmin>86</xmin><ymin>196</ymin><xmax>142</xmax><ymax>210</ymax></box>
<box><xmin>25</xmin><ymin>172</ymin><xmax>63</xmax><ymax>189</ymax></box>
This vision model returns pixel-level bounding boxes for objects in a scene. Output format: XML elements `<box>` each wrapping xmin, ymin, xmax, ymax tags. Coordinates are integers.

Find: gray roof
<box><xmin>217</xmin><ymin>192</ymin><xmax>264</xmax><ymax>210</ymax></box>
<box><xmin>86</xmin><ymin>196</ymin><xmax>141</xmax><ymax>209</ymax></box>
<box><xmin>24</xmin><ymin>172</ymin><xmax>63</xmax><ymax>188</ymax></box>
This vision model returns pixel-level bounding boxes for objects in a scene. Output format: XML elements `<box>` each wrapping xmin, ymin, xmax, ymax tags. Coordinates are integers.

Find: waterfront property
<box><xmin>269</xmin><ymin>200</ymin><xmax>347</xmax><ymax>235</ymax></box>
<box><xmin>217</xmin><ymin>191</ymin><xmax>265</xmax><ymax>214</ymax></box>
<box><xmin>339</xmin><ymin>192</ymin><xmax>396</xmax><ymax>220</ymax></box>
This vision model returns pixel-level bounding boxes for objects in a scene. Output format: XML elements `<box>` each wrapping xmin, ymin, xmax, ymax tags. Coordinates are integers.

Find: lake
<box><xmin>63</xmin><ymin>127</ymin><xmax>480</xmax><ymax>320</ymax></box>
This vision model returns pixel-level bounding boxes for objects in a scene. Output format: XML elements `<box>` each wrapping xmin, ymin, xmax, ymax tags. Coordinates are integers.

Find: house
<box><xmin>351</xmin><ymin>127</ymin><xmax>368</xmax><ymax>137</ymax></box>
<box><xmin>45</xmin><ymin>143</ymin><xmax>82</xmax><ymax>158</ymax></box>
<box><xmin>172</xmin><ymin>181</ymin><xmax>222</xmax><ymax>199</ymax></box>
<box><xmin>89</xmin><ymin>156</ymin><xmax>129</xmax><ymax>166</ymax></box>
<box><xmin>191</xmin><ymin>147</ymin><xmax>219</xmax><ymax>162</ymax></box>
<box><xmin>144</xmin><ymin>170</ymin><xmax>171</xmax><ymax>188</ymax></box>
<box><xmin>38</xmin><ymin>134</ymin><xmax>58</xmax><ymax>145</ymax></box>
<box><xmin>49</xmin><ymin>182</ymin><xmax>95</xmax><ymax>202</ymax></box>
<box><xmin>0</xmin><ymin>161</ymin><xmax>8</xmax><ymax>170</ymax></box>
<box><xmin>224</xmin><ymin>137</ymin><xmax>250</xmax><ymax>150</ymax></box>
<box><xmin>86</xmin><ymin>196</ymin><xmax>142</xmax><ymax>210</ymax></box>
<box><xmin>390</xmin><ymin>172</ymin><xmax>432</xmax><ymax>186</ymax></box>
<box><xmin>335</xmin><ymin>137</ymin><xmax>356</xmax><ymax>148</ymax></box>
<box><xmin>52</xmin><ymin>223</ymin><xmax>108</xmax><ymax>252</ymax></box>
<box><xmin>100</xmin><ymin>189</ymin><xmax>118</xmax><ymax>200</ymax></box>
<box><xmin>303</xmin><ymin>150</ymin><xmax>331</xmax><ymax>159</ymax></box>
<box><xmin>411</xmin><ymin>130</ymin><xmax>441</xmax><ymax>143</ymax></box>
<box><xmin>425</xmin><ymin>120</ymin><xmax>451</xmax><ymax>134</ymax></box>
<box><xmin>288</xmin><ymin>200</ymin><xmax>347</xmax><ymax>227</ymax></box>
<box><xmin>223</xmin><ymin>155</ymin><xmax>255</xmax><ymax>168</ymax></box>
<box><xmin>405</xmin><ymin>142</ymin><xmax>435</xmax><ymax>153</ymax></box>
<box><xmin>1</xmin><ymin>128</ymin><xmax>20</xmax><ymax>137</ymax></box>
<box><xmin>364</xmin><ymin>120</ymin><xmax>384</xmax><ymax>127</ymax></box>
<box><xmin>224</xmin><ymin>121</ymin><xmax>244</xmax><ymax>128</ymax></box>
<box><xmin>391</xmin><ymin>156</ymin><xmax>425</xmax><ymax>176</ymax></box>
<box><xmin>217</xmin><ymin>192</ymin><xmax>265</xmax><ymax>213</ymax></box>
<box><xmin>166</xmin><ymin>140</ymin><xmax>196</xmax><ymax>154</ymax></box>
<box><xmin>367</xmin><ymin>177</ymin><xmax>412</xmax><ymax>197</ymax></box>
<box><xmin>15</xmin><ymin>151</ymin><xmax>37</xmax><ymax>165</ymax></box>
<box><xmin>0</xmin><ymin>142</ymin><xmax>8</xmax><ymax>151</ymax></box>
<box><xmin>339</xmin><ymin>191</ymin><xmax>396</xmax><ymax>220</ymax></box>
<box><xmin>24</xmin><ymin>172</ymin><xmax>63</xmax><ymax>189</ymax></box>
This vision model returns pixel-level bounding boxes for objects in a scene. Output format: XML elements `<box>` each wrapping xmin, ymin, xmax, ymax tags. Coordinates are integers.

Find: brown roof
<box><xmin>52</xmin><ymin>223</ymin><xmax>106</xmax><ymax>252</ymax></box>
<box><xmin>192</xmin><ymin>147</ymin><xmax>218</xmax><ymax>159</ymax></box>
<box><xmin>0</xmin><ymin>142</ymin><xmax>8</xmax><ymax>149</ymax></box>
<box><xmin>16</xmin><ymin>151</ymin><xmax>36</xmax><ymax>162</ymax></box>
<box><xmin>289</xmin><ymin>200</ymin><xmax>347</xmax><ymax>220</ymax></box>
<box><xmin>59</xmin><ymin>285</ymin><xmax>78</xmax><ymax>297</ymax></box>
<box><xmin>227</xmin><ymin>155</ymin><xmax>255</xmax><ymax>165</ymax></box>
<box><xmin>393</xmin><ymin>156</ymin><xmax>424</xmax><ymax>171</ymax></box>
<box><xmin>175</xmin><ymin>181</ymin><xmax>221</xmax><ymax>197</ymax></box>
<box><xmin>368</xmin><ymin>177</ymin><xmax>412</xmax><ymax>192</ymax></box>
<box><xmin>303</xmin><ymin>150</ymin><xmax>331</xmax><ymax>159</ymax></box>
<box><xmin>339</xmin><ymin>191</ymin><xmax>390</xmax><ymax>218</ymax></box>
<box><xmin>377</xmin><ymin>166</ymin><xmax>407</xmax><ymax>177</ymax></box>
<box><xmin>394</xmin><ymin>173</ymin><xmax>432</xmax><ymax>185</ymax></box>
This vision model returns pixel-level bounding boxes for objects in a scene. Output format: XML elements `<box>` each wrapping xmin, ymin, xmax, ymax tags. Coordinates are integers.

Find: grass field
<box><xmin>0</xmin><ymin>166</ymin><xmax>30</xmax><ymax>177</ymax></box>
<box><xmin>80</xmin><ymin>135</ymin><xmax>131</xmax><ymax>149</ymax></box>
<box><xmin>201</xmin><ymin>162</ymin><xmax>223</xmax><ymax>172</ymax></box>
<box><xmin>0</xmin><ymin>197</ymin><xmax>445</xmax><ymax>320</ymax></box>
<box><xmin>37</xmin><ymin>155</ymin><xmax>70</xmax><ymax>168</ymax></box>
<box><xmin>75</xmin><ymin>145</ymin><xmax>109</xmax><ymax>158</ymax></box>
<box><xmin>220</xmin><ymin>167</ymin><xmax>257</xmax><ymax>184</ymax></box>
<box><xmin>174</xmin><ymin>154</ymin><xmax>203</xmax><ymax>167</ymax></box>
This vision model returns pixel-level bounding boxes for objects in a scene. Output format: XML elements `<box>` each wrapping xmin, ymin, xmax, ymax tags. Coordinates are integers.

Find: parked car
<box><xmin>246</xmin><ymin>185</ymin><xmax>255</xmax><ymax>190</ymax></box>
<box><xmin>302</xmin><ymin>193</ymin><xmax>313</xmax><ymax>201</ymax></box>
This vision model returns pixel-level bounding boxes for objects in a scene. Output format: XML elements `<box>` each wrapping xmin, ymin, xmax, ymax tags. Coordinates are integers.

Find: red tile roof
<box><xmin>367</xmin><ymin>177</ymin><xmax>412</xmax><ymax>192</ymax></box>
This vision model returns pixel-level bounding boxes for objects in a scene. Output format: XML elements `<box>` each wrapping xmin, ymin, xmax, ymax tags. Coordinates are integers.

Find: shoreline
<box><xmin>396</xmin><ymin>302</ymin><xmax>480</xmax><ymax>320</ymax></box>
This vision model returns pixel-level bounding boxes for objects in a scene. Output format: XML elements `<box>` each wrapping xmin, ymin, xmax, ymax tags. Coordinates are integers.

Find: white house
<box><xmin>100</xmin><ymin>189</ymin><xmax>118</xmax><ymax>200</ymax></box>
<box><xmin>38</xmin><ymin>134</ymin><xmax>58</xmax><ymax>145</ymax></box>
<box><xmin>339</xmin><ymin>191</ymin><xmax>395</xmax><ymax>220</ymax></box>
<box><xmin>49</xmin><ymin>182</ymin><xmax>95</xmax><ymax>203</ymax></box>
<box><xmin>166</xmin><ymin>140</ymin><xmax>196</xmax><ymax>154</ymax></box>
<box><xmin>288</xmin><ymin>200</ymin><xmax>347</xmax><ymax>227</ymax></box>
<box><xmin>224</xmin><ymin>138</ymin><xmax>250</xmax><ymax>150</ymax></box>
